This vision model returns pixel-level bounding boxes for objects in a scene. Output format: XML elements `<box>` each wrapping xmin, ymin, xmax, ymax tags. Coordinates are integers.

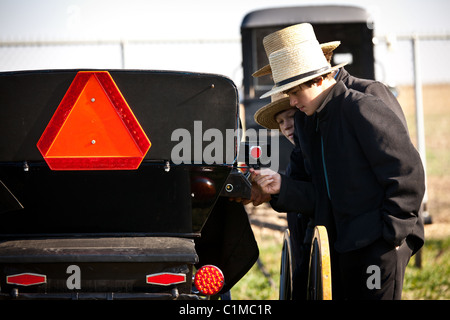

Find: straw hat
<box><xmin>254</xmin><ymin>92</ymin><xmax>293</xmax><ymax>129</ymax></box>
<box><xmin>252</xmin><ymin>23</ymin><xmax>340</xmax><ymax>78</ymax></box>
<box><xmin>260</xmin><ymin>40</ymin><xmax>347</xmax><ymax>99</ymax></box>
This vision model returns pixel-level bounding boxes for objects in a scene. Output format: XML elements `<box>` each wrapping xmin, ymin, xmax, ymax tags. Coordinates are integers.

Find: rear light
<box><xmin>190</xmin><ymin>176</ymin><xmax>216</xmax><ymax>201</ymax></box>
<box><xmin>7</xmin><ymin>273</ymin><xmax>47</xmax><ymax>286</ymax></box>
<box><xmin>194</xmin><ymin>265</ymin><xmax>224</xmax><ymax>295</ymax></box>
<box><xmin>237</xmin><ymin>162</ymin><xmax>249</xmax><ymax>175</ymax></box>
<box><xmin>146</xmin><ymin>273</ymin><xmax>186</xmax><ymax>286</ymax></box>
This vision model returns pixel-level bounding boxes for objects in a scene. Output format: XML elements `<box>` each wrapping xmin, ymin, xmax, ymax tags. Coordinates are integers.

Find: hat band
<box><xmin>275</xmin><ymin>66</ymin><xmax>330</xmax><ymax>88</ymax></box>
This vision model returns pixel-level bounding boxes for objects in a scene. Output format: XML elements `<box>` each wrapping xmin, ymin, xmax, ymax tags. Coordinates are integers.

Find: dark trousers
<box><xmin>334</xmin><ymin>237</ymin><xmax>413</xmax><ymax>300</ymax></box>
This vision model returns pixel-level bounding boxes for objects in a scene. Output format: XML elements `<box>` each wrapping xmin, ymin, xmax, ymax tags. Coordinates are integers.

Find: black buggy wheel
<box><xmin>279</xmin><ymin>229</ymin><xmax>294</xmax><ymax>300</ymax></box>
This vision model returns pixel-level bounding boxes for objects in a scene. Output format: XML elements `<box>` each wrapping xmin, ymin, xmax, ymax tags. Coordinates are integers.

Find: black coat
<box><xmin>272</xmin><ymin>79</ymin><xmax>425</xmax><ymax>254</ymax></box>
<box><xmin>336</xmin><ymin>68</ymin><xmax>409</xmax><ymax>132</ymax></box>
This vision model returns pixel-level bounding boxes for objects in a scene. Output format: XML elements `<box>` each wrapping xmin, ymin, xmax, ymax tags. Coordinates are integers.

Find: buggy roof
<box><xmin>241</xmin><ymin>5</ymin><xmax>370</xmax><ymax>29</ymax></box>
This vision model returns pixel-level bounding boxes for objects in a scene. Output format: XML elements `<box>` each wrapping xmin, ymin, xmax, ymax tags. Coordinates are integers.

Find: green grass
<box><xmin>231</xmin><ymin>232</ymin><xmax>282</xmax><ymax>300</ymax></box>
<box><xmin>230</xmin><ymin>233</ymin><xmax>450</xmax><ymax>300</ymax></box>
<box><xmin>426</xmin><ymin>148</ymin><xmax>450</xmax><ymax>177</ymax></box>
<box><xmin>403</xmin><ymin>237</ymin><xmax>450</xmax><ymax>300</ymax></box>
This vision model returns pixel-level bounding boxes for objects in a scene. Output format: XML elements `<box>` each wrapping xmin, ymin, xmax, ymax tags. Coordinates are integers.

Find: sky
<box><xmin>1</xmin><ymin>0</ymin><xmax>449</xmax><ymax>40</ymax></box>
<box><xmin>1</xmin><ymin>0</ymin><xmax>450</xmax><ymax>85</ymax></box>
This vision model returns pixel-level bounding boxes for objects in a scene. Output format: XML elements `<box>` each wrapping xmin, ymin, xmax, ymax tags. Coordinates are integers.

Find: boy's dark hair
<box><xmin>303</xmin><ymin>72</ymin><xmax>334</xmax><ymax>87</ymax></box>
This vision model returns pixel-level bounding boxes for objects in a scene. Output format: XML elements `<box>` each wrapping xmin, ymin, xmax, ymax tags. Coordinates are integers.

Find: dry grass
<box><xmin>398</xmin><ymin>84</ymin><xmax>450</xmax><ymax>236</ymax></box>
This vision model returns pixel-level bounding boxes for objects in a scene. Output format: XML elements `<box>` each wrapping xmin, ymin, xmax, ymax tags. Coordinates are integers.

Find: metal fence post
<box><xmin>412</xmin><ymin>34</ymin><xmax>429</xmax><ymax>268</ymax></box>
<box><xmin>120</xmin><ymin>40</ymin><xmax>126</xmax><ymax>69</ymax></box>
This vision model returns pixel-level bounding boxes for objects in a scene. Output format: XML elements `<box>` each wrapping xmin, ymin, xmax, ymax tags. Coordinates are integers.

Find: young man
<box><xmin>247</xmin><ymin>23</ymin><xmax>340</xmax><ymax>209</ymax></box>
<box><xmin>253</xmin><ymin>32</ymin><xmax>425</xmax><ymax>299</ymax></box>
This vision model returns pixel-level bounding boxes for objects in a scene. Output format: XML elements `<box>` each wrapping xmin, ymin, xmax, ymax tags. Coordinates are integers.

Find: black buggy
<box><xmin>0</xmin><ymin>69</ymin><xmax>258</xmax><ymax>299</ymax></box>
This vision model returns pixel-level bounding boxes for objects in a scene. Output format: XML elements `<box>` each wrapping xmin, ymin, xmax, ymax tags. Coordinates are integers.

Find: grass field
<box><xmin>230</xmin><ymin>229</ymin><xmax>450</xmax><ymax>300</ymax></box>
<box><xmin>230</xmin><ymin>84</ymin><xmax>450</xmax><ymax>300</ymax></box>
<box><xmin>403</xmin><ymin>237</ymin><xmax>450</xmax><ymax>299</ymax></box>
<box><xmin>231</xmin><ymin>229</ymin><xmax>283</xmax><ymax>300</ymax></box>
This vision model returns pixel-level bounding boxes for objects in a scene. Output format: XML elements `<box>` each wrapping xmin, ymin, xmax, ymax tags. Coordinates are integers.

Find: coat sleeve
<box><xmin>270</xmin><ymin>173</ymin><xmax>315</xmax><ymax>215</ymax></box>
<box><xmin>346</xmin><ymin>94</ymin><xmax>425</xmax><ymax>246</ymax></box>
<box><xmin>270</xmin><ymin>124</ymin><xmax>315</xmax><ymax>215</ymax></box>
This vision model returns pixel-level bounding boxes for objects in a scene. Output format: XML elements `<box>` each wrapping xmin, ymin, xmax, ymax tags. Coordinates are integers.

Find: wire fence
<box><xmin>0</xmin><ymin>38</ymin><xmax>243</xmax><ymax>86</ymax></box>
<box><xmin>1</xmin><ymin>34</ymin><xmax>450</xmax><ymax>85</ymax></box>
<box><xmin>373</xmin><ymin>33</ymin><xmax>450</xmax><ymax>85</ymax></box>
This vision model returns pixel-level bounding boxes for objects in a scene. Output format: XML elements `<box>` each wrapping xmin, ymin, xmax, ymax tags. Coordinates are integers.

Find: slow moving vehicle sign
<box><xmin>37</xmin><ymin>71</ymin><xmax>151</xmax><ymax>170</ymax></box>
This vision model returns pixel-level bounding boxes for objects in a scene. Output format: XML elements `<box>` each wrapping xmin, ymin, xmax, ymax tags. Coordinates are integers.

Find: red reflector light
<box><xmin>237</xmin><ymin>162</ymin><xmax>249</xmax><ymax>174</ymax></box>
<box><xmin>146</xmin><ymin>273</ymin><xmax>186</xmax><ymax>286</ymax></box>
<box><xmin>194</xmin><ymin>265</ymin><xmax>224</xmax><ymax>295</ymax></box>
<box><xmin>7</xmin><ymin>273</ymin><xmax>47</xmax><ymax>286</ymax></box>
<box><xmin>250</xmin><ymin>146</ymin><xmax>262</xmax><ymax>159</ymax></box>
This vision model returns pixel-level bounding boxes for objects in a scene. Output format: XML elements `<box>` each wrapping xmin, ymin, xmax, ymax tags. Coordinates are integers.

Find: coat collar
<box><xmin>314</xmin><ymin>81</ymin><xmax>348</xmax><ymax>145</ymax></box>
<box><xmin>334</xmin><ymin>67</ymin><xmax>350</xmax><ymax>83</ymax></box>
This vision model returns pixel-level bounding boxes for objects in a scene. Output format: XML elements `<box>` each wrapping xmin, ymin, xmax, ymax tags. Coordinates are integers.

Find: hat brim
<box><xmin>252</xmin><ymin>65</ymin><xmax>272</xmax><ymax>78</ymax></box>
<box><xmin>260</xmin><ymin>62</ymin><xmax>348</xmax><ymax>99</ymax></box>
<box><xmin>252</xmin><ymin>41</ymin><xmax>341</xmax><ymax>78</ymax></box>
<box><xmin>254</xmin><ymin>97</ymin><xmax>293</xmax><ymax>129</ymax></box>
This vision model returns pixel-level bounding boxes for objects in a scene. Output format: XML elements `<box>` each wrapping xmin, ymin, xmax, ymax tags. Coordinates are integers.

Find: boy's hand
<box><xmin>250</xmin><ymin>168</ymin><xmax>281</xmax><ymax>195</ymax></box>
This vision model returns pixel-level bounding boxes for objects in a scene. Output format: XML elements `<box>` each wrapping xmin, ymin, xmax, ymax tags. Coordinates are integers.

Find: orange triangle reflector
<box><xmin>37</xmin><ymin>71</ymin><xmax>151</xmax><ymax>170</ymax></box>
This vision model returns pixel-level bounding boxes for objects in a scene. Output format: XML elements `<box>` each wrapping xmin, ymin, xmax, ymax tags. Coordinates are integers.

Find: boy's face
<box><xmin>275</xmin><ymin>108</ymin><xmax>296</xmax><ymax>144</ymax></box>
<box><xmin>285</xmin><ymin>83</ymin><xmax>322</xmax><ymax>116</ymax></box>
